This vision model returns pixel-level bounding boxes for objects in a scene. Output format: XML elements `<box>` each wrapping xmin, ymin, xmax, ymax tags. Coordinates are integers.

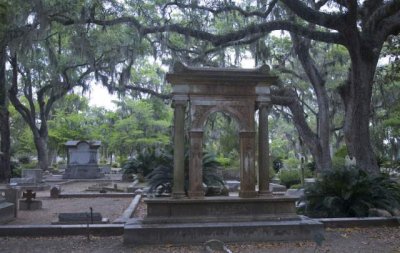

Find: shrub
<box><xmin>122</xmin><ymin>147</ymin><xmax>172</xmax><ymax>177</ymax></box>
<box><xmin>18</xmin><ymin>155</ymin><xmax>31</xmax><ymax>164</ymax></box>
<box><xmin>301</xmin><ymin>167</ymin><xmax>400</xmax><ymax>218</ymax></box>
<box><xmin>279</xmin><ymin>169</ymin><xmax>301</xmax><ymax>188</ymax></box>
<box><xmin>146</xmin><ymin>150</ymin><xmax>225</xmax><ymax>196</ymax></box>
<box><xmin>11</xmin><ymin>161</ymin><xmax>22</xmax><ymax>177</ymax></box>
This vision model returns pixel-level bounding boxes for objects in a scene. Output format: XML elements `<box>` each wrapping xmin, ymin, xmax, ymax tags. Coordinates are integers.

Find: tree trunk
<box><xmin>0</xmin><ymin>44</ymin><xmax>11</xmax><ymax>182</ymax></box>
<box><xmin>339</xmin><ymin>43</ymin><xmax>380</xmax><ymax>173</ymax></box>
<box><xmin>290</xmin><ymin>33</ymin><xmax>332</xmax><ymax>171</ymax></box>
<box><xmin>34</xmin><ymin>135</ymin><xmax>49</xmax><ymax>171</ymax></box>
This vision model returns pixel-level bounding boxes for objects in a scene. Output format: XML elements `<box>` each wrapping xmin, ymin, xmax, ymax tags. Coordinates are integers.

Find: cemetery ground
<box><xmin>0</xmin><ymin>226</ymin><xmax>400</xmax><ymax>252</ymax></box>
<box><xmin>1</xmin><ymin>174</ymin><xmax>400</xmax><ymax>252</ymax></box>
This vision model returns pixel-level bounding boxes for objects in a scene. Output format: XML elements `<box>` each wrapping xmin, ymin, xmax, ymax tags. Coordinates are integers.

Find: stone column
<box><xmin>258</xmin><ymin>103</ymin><xmax>271</xmax><ymax>196</ymax></box>
<box><xmin>172</xmin><ymin>99</ymin><xmax>187</xmax><ymax>198</ymax></box>
<box><xmin>239</xmin><ymin>131</ymin><xmax>257</xmax><ymax>198</ymax></box>
<box><xmin>188</xmin><ymin>130</ymin><xmax>204</xmax><ymax>198</ymax></box>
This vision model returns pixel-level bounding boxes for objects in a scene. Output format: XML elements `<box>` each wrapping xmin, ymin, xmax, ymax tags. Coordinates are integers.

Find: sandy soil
<box><xmin>1</xmin><ymin>227</ymin><xmax>400</xmax><ymax>253</ymax></box>
<box><xmin>4</xmin><ymin>181</ymin><xmax>134</xmax><ymax>225</ymax></box>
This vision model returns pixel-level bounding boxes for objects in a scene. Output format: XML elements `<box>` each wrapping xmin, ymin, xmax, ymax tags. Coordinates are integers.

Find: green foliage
<box><xmin>279</xmin><ymin>169</ymin><xmax>301</xmax><ymax>188</ymax></box>
<box><xmin>10</xmin><ymin>161</ymin><xmax>22</xmax><ymax>178</ymax></box>
<box><xmin>146</xmin><ymin>149</ymin><xmax>225</xmax><ymax>196</ymax></box>
<box><xmin>301</xmin><ymin>167</ymin><xmax>400</xmax><ymax>218</ymax></box>
<box><xmin>122</xmin><ymin>147</ymin><xmax>172</xmax><ymax>177</ymax></box>
<box><xmin>282</xmin><ymin>157</ymin><xmax>300</xmax><ymax>170</ymax></box>
<box><xmin>279</xmin><ymin>168</ymin><xmax>313</xmax><ymax>188</ymax></box>
<box><xmin>335</xmin><ymin>146</ymin><xmax>348</xmax><ymax>158</ymax></box>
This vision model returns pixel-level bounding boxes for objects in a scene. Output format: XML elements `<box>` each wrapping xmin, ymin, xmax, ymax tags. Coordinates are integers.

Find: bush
<box><xmin>300</xmin><ymin>167</ymin><xmax>400</xmax><ymax>218</ymax></box>
<box><xmin>18</xmin><ymin>155</ymin><xmax>31</xmax><ymax>164</ymax></box>
<box><xmin>122</xmin><ymin>147</ymin><xmax>172</xmax><ymax>177</ymax></box>
<box><xmin>279</xmin><ymin>169</ymin><xmax>301</xmax><ymax>188</ymax></box>
<box><xmin>11</xmin><ymin>161</ymin><xmax>22</xmax><ymax>177</ymax></box>
<box><xmin>146</xmin><ymin>150</ymin><xmax>226</xmax><ymax>196</ymax></box>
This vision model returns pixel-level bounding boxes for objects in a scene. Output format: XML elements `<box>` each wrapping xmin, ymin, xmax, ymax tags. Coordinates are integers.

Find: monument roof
<box><xmin>65</xmin><ymin>140</ymin><xmax>101</xmax><ymax>148</ymax></box>
<box><xmin>166</xmin><ymin>62</ymin><xmax>278</xmax><ymax>86</ymax></box>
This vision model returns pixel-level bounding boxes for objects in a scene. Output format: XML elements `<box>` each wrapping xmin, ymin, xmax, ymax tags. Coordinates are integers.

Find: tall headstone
<box><xmin>63</xmin><ymin>140</ymin><xmax>104</xmax><ymax>179</ymax></box>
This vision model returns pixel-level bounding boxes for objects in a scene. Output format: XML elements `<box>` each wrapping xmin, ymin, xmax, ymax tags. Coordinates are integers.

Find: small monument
<box><xmin>9</xmin><ymin>169</ymin><xmax>49</xmax><ymax>191</ymax></box>
<box><xmin>19</xmin><ymin>189</ymin><xmax>42</xmax><ymax>210</ymax></box>
<box><xmin>0</xmin><ymin>193</ymin><xmax>15</xmax><ymax>223</ymax></box>
<box><xmin>63</xmin><ymin>140</ymin><xmax>104</xmax><ymax>179</ymax></box>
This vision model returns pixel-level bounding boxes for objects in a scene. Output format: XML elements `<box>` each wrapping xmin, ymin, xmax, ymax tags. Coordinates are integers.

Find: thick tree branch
<box><xmin>280</xmin><ymin>0</ymin><xmax>346</xmax><ymax>30</ymax></box>
<box><xmin>49</xmin><ymin>15</ymin><xmax>345</xmax><ymax>46</ymax></box>
<box><xmin>163</xmin><ymin>0</ymin><xmax>278</xmax><ymax>18</ymax></box>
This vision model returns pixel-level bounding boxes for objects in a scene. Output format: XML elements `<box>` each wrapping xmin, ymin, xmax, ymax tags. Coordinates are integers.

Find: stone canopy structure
<box><xmin>166</xmin><ymin>62</ymin><xmax>278</xmax><ymax>198</ymax></box>
<box><xmin>123</xmin><ymin>63</ymin><xmax>324</xmax><ymax>246</ymax></box>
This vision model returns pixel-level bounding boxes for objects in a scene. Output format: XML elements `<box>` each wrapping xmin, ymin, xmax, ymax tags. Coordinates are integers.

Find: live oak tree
<box><xmin>5</xmin><ymin>0</ymin><xmax>400</xmax><ymax>174</ymax></box>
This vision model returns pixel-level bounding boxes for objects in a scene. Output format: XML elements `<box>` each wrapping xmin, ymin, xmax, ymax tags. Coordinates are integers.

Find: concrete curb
<box><xmin>318</xmin><ymin>217</ymin><xmax>400</xmax><ymax>228</ymax></box>
<box><xmin>58</xmin><ymin>193</ymin><xmax>135</xmax><ymax>198</ymax></box>
<box><xmin>113</xmin><ymin>194</ymin><xmax>142</xmax><ymax>224</ymax></box>
<box><xmin>0</xmin><ymin>216</ymin><xmax>398</xmax><ymax>237</ymax></box>
<box><xmin>0</xmin><ymin>224</ymin><xmax>124</xmax><ymax>237</ymax></box>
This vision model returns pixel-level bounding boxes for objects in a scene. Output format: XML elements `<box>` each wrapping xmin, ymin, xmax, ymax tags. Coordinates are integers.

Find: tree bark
<box><xmin>0</xmin><ymin>44</ymin><xmax>11</xmax><ymax>182</ymax></box>
<box><xmin>291</xmin><ymin>33</ymin><xmax>332</xmax><ymax>171</ymax></box>
<box><xmin>339</xmin><ymin>37</ymin><xmax>381</xmax><ymax>173</ymax></box>
<box><xmin>34</xmin><ymin>135</ymin><xmax>49</xmax><ymax>171</ymax></box>
<box><xmin>9</xmin><ymin>54</ymin><xmax>49</xmax><ymax>171</ymax></box>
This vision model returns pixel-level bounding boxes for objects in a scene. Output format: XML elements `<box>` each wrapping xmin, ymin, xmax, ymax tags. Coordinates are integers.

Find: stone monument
<box><xmin>0</xmin><ymin>193</ymin><xmax>15</xmax><ymax>223</ymax></box>
<box><xmin>63</xmin><ymin>140</ymin><xmax>104</xmax><ymax>179</ymax></box>
<box><xmin>124</xmin><ymin>62</ymin><xmax>324</xmax><ymax>245</ymax></box>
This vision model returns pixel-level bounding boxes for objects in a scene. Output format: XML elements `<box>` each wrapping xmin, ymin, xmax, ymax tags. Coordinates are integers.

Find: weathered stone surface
<box><xmin>124</xmin><ymin>217</ymin><xmax>324</xmax><ymax>245</ymax></box>
<box><xmin>269</xmin><ymin>183</ymin><xmax>287</xmax><ymax>192</ymax></box>
<box><xmin>144</xmin><ymin>196</ymin><xmax>299</xmax><ymax>224</ymax></box>
<box><xmin>63</xmin><ymin>140</ymin><xmax>104</xmax><ymax>179</ymax></box>
<box><xmin>59</xmin><ymin>212</ymin><xmax>103</xmax><ymax>222</ymax></box>
<box><xmin>19</xmin><ymin>200</ymin><xmax>42</xmax><ymax>210</ymax></box>
<box><xmin>167</xmin><ymin>63</ymin><xmax>277</xmax><ymax>199</ymax></box>
<box><xmin>54</xmin><ymin>212</ymin><xmax>109</xmax><ymax>224</ymax></box>
<box><xmin>0</xmin><ymin>199</ymin><xmax>15</xmax><ymax>224</ymax></box>
<box><xmin>50</xmin><ymin>186</ymin><xmax>61</xmax><ymax>198</ymax></box>
<box><xmin>21</xmin><ymin>169</ymin><xmax>43</xmax><ymax>184</ymax></box>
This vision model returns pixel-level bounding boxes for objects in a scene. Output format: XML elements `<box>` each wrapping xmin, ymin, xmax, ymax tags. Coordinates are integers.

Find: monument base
<box><xmin>124</xmin><ymin>196</ymin><xmax>324</xmax><ymax>245</ymax></box>
<box><xmin>19</xmin><ymin>200</ymin><xmax>42</xmax><ymax>210</ymax></box>
<box><xmin>0</xmin><ymin>200</ymin><xmax>15</xmax><ymax>224</ymax></box>
<box><xmin>124</xmin><ymin>217</ymin><xmax>323</xmax><ymax>245</ymax></box>
<box><xmin>63</xmin><ymin>165</ymin><xmax>104</xmax><ymax>179</ymax></box>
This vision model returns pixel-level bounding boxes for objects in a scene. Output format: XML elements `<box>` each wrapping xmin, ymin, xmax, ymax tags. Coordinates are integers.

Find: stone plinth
<box><xmin>144</xmin><ymin>196</ymin><xmax>299</xmax><ymax>224</ymax></box>
<box><xmin>0</xmin><ymin>199</ymin><xmax>15</xmax><ymax>224</ymax></box>
<box><xmin>124</xmin><ymin>217</ymin><xmax>323</xmax><ymax>245</ymax></box>
<box><xmin>19</xmin><ymin>200</ymin><xmax>42</xmax><ymax>210</ymax></box>
<box><xmin>63</xmin><ymin>165</ymin><xmax>104</xmax><ymax>179</ymax></box>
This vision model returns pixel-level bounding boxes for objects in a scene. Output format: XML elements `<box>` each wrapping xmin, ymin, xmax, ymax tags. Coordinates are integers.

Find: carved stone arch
<box><xmin>197</xmin><ymin>105</ymin><xmax>244</xmax><ymax>131</ymax></box>
<box><xmin>166</xmin><ymin>62</ymin><xmax>277</xmax><ymax>199</ymax></box>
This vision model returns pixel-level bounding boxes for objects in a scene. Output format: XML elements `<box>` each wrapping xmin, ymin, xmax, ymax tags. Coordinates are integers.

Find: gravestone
<box><xmin>9</xmin><ymin>169</ymin><xmax>49</xmax><ymax>191</ymax></box>
<box><xmin>19</xmin><ymin>189</ymin><xmax>42</xmax><ymax>210</ymax></box>
<box><xmin>53</xmin><ymin>212</ymin><xmax>109</xmax><ymax>224</ymax></box>
<box><xmin>50</xmin><ymin>185</ymin><xmax>61</xmax><ymax>198</ymax></box>
<box><xmin>5</xmin><ymin>188</ymin><xmax>19</xmax><ymax>217</ymax></box>
<box><xmin>63</xmin><ymin>140</ymin><xmax>104</xmax><ymax>179</ymax></box>
<box><xmin>21</xmin><ymin>169</ymin><xmax>43</xmax><ymax>184</ymax></box>
<box><xmin>0</xmin><ymin>193</ymin><xmax>15</xmax><ymax>224</ymax></box>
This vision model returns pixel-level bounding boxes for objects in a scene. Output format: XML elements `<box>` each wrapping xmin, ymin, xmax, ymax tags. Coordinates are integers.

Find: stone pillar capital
<box><xmin>172</xmin><ymin>95</ymin><xmax>188</xmax><ymax>108</ymax></box>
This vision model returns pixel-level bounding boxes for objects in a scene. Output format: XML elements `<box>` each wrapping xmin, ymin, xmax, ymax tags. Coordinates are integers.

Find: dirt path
<box><xmin>1</xmin><ymin>227</ymin><xmax>400</xmax><ymax>253</ymax></box>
